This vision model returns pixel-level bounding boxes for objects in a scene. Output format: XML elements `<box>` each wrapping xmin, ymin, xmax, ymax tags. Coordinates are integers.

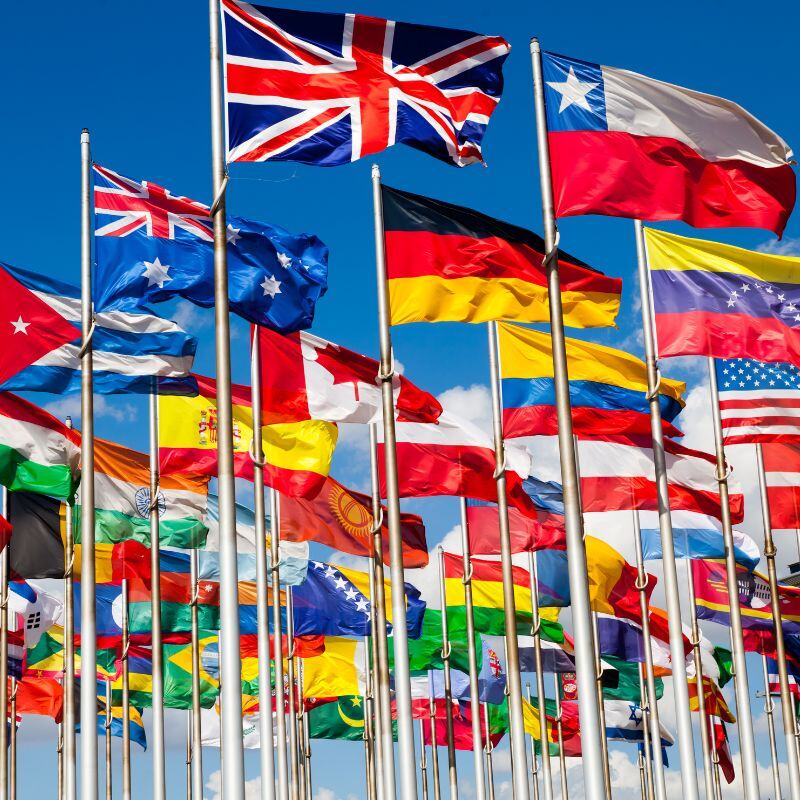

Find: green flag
<box><xmin>307</xmin><ymin>696</ymin><xmax>396</xmax><ymax>742</ymax></box>
<box><xmin>712</xmin><ymin>646</ymin><xmax>734</xmax><ymax>688</ymax></box>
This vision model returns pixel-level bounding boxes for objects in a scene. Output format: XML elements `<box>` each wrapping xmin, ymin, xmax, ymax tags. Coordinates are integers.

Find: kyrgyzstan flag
<box><xmin>256</xmin><ymin>326</ymin><xmax>441</xmax><ymax>425</ymax></box>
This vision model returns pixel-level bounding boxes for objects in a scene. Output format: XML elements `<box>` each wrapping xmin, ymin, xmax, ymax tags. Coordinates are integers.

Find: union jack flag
<box><xmin>222</xmin><ymin>2</ymin><xmax>510</xmax><ymax>167</ymax></box>
<box><xmin>93</xmin><ymin>164</ymin><xmax>212</xmax><ymax>241</ymax></box>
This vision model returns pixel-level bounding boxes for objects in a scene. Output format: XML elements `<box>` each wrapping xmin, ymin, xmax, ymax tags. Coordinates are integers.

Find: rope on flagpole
<box><xmin>209</xmin><ymin>173</ymin><xmax>229</xmax><ymax>218</ymax></box>
<box><xmin>76</xmin><ymin>320</ymin><xmax>96</xmax><ymax>360</ymax></box>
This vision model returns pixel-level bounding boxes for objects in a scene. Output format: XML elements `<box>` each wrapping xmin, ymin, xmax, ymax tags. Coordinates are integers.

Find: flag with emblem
<box><xmin>716</xmin><ymin>358</ymin><xmax>800</xmax><ymax>443</ymax></box>
<box><xmin>73</xmin><ymin>437</ymin><xmax>209</xmax><ymax>549</ymax></box>
<box><xmin>604</xmin><ymin>699</ymin><xmax>674</xmax><ymax>745</ymax></box>
<box><xmin>307</xmin><ymin>695</ymin><xmax>388</xmax><ymax>741</ymax></box>
<box><xmin>222</xmin><ymin>2</ymin><xmax>509</xmax><ymax>167</ymax></box>
<box><xmin>0</xmin><ymin>263</ymin><xmax>197</xmax><ymax>395</ymax></box>
<box><xmin>541</xmin><ymin>51</ymin><xmax>795</xmax><ymax>234</ymax></box>
<box><xmin>93</xmin><ymin>164</ymin><xmax>328</xmax><ymax>332</ymax></box>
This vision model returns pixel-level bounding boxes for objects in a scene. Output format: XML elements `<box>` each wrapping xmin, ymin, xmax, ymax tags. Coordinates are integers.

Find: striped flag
<box><xmin>762</xmin><ymin>443</ymin><xmax>800</xmax><ymax>535</ymax></box>
<box><xmin>767</xmin><ymin>657</ymin><xmax>800</xmax><ymax>699</ymax></box>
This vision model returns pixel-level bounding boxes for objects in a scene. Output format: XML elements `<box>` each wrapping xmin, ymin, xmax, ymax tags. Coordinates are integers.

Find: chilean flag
<box><xmin>542</xmin><ymin>51</ymin><xmax>795</xmax><ymax>235</ymax></box>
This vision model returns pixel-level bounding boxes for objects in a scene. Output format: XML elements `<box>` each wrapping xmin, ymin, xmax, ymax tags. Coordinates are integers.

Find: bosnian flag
<box><xmin>256</xmin><ymin>326</ymin><xmax>441</xmax><ymax>424</ymax></box>
<box><xmin>542</xmin><ymin>51</ymin><xmax>795</xmax><ymax>235</ymax></box>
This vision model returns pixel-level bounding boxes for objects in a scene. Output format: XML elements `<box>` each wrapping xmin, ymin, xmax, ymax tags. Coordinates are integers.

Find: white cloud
<box><xmin>172</xmin><ymin>299</ymin><xmax>213</xmax><ymax>332</ymax></box>
<box><xmin>436</xmin><ymin>384</ymin><xmax>492</xmax><ymax>431</ymax></box>
<box><xmin>757</xmin><ymin>237</ymin><xmax>800</xmax><ymax>257</ymax></box>
<box><xmin>205</xmin><ymin>769</ymin><xmax>261</xmax><ymax>800</ymax></box>
<box><xmin>45</xmin><ymin>394</ymin><xmax>138</xmax><ymax>424</ymax></box>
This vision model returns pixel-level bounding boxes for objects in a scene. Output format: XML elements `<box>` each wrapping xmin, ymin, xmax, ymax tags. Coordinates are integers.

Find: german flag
<box><xmin>382</xmin><ymin>185</ymin><xmax>621</xmax><ymax>327</ymax></box>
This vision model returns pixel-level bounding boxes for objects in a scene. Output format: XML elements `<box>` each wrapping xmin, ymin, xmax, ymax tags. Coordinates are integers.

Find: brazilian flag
<box><xmin>308</xmin><ymin>697</ymin><xmax>398</xmax><ymax>742</ymax></box>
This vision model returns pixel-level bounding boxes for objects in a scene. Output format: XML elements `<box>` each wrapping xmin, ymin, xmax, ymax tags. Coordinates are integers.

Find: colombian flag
<box><xmin>159</xmin><ymin>374</ymin><xmax>337</xmax><ymax>497</ymax></box>
<box><xmin>382</xmin><ymin>185</ymin><xmax>621</xmax><ymax>328</ymax></box>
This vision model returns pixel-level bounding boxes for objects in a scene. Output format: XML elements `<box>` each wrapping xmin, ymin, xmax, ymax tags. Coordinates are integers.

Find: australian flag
<box><xmin>92</xmin><ymin>164</ymin><xmax>328</xmax><ymax>333</ymax></box>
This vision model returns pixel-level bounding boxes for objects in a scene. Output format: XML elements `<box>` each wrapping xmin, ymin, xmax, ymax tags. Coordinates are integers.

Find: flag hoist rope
<box><xmin>529</xmin><ymin>40</ymin><xmax>606</xmax><ymax>800</ymax></box>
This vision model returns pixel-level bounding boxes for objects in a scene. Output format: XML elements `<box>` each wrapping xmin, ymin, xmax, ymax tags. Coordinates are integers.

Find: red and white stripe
<box><xmin>762</xmin><ymin>443</ymin><xmax>800</xmax><ymax>534</ymax></box>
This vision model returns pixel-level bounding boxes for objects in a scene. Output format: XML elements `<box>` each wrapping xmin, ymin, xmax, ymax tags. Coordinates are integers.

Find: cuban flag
<box><xmin>541</xmin><ymin>51</ymin><xmax>795</xmax><ymax>235</ymax></box>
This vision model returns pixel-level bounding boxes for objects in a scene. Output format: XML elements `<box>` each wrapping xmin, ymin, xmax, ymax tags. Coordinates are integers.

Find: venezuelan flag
<box><xmin>382</xmin><ymin>185</ymin><xmax>621</xmax><ymax>328</ymax></box>
<box><xmin>159</xmin><ymin>374</ymin><xmax>337</xmax><ymax>498</ymax></box>
<box><xmin>646</xmin><ymin>227</ymin><xmax>800</xmax><ymax>364</ymax></box>
<box><xmin>498</xmin><ymin>323</ymin><xmax>685</xmax><ymax>439</ymax></box>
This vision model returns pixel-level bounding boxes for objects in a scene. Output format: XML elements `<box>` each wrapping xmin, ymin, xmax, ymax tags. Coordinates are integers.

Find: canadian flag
<box><xmin>257</xmin><ymin>327</ymin><xmax>441</xmax><ymax>425</ymax></box>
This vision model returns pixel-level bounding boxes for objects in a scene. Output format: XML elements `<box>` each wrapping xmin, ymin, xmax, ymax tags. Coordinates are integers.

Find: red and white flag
<box><xmin>762</xmin><ymin>443</ymin><xmax>800</xmax><ymax>534</ymax></box>
<box><xmin>257</xmin><ymin>327</ymin><xmax>441</xmax><ymax>425</ymax></box>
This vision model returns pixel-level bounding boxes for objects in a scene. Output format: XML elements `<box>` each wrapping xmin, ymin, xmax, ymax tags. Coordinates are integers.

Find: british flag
<box><xmin>222</xmin><ymin>2</ymin><xmax>510</xmax><ymax>167</ymax></box>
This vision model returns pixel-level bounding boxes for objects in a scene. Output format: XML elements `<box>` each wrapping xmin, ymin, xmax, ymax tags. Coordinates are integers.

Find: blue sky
<box><xmin>4</xmin><ymin>0</ymin><xmax>800</xmax><ymax>797</ymax></box>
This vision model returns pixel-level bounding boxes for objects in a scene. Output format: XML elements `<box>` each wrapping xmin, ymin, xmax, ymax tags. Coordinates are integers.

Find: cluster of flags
<box><xmin>2</xmin><ymin>2</ymin><xmax>800</xmax><ymax>800</ymax></box>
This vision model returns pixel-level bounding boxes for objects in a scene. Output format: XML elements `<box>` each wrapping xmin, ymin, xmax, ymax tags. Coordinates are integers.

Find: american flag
<box><xmin>715</xmin><ymin>357</ymin><xmax>800</xmax><ymax>444</ymax></box>
<box><xmin>222</xmin><ymin>1</ymin><xmax>509</xmax><ymax>166</ymax></box>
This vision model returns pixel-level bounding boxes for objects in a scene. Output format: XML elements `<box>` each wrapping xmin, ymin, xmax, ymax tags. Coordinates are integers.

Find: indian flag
<box><xmin>75</xmin><ymin>437</ymin><xmax>209</xmax><ymax>549</ymax></box>
<box><xmin>0</xmin><ymin>393</ymin><xmax>79</xmax><ymax>498</ymax></box>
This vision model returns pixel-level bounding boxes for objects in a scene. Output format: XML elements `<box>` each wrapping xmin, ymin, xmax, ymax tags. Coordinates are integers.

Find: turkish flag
<box><xmin>0</xmin><ymin>267</ymin><xmax>80</xmax><ymax>384</ymax></box>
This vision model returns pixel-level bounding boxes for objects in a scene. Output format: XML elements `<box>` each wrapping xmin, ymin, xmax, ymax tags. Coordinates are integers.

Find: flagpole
<box><xmin>529</xmin><ymin>41</ymin><xmax>606</xmax><ymax>800</ymax></box>
<box><xmin>486</xmin><ymin>320</ymin><xmax>531</xmax><ymax>798</ymax></box>
<box><xmin>428</xmin><ymin>681</ymin><xmax>442</xmax><ymax>800</ymax></box>
<box><xmin>528</xmin><ymin>552</ymin><xmax>554</xmax><ymax>800</ymax></box>
<box><xmin>631</xmin><ymin>219</ymin><xmax>701</xmax><ymax>800</ymax></box>
<box><xmin>286</xmin><ymin>590</ymin><xmax>301</xmax><ymax>800</ymax></box>
<box><xmin>756</xmin><ymin>441</ymin><xmax>800</xmax><ymax>799</ymax></box>
<box><xmin>365</xmin><ymin>560</ymin><xmax>385</xmax><ymax>800</ymax></box>
<box><xmin>250</xmin><ymin>329</ymin><xmax>277</xmax><ymax>800</ymax></box>
<box><xmin>419</xmin><ymin>719</ymin><xmax>429</xmax><ymax>800</ymax></box>
<box><xmin>63</xmin><ymin>415</ymin><xmax>77</xmax><ymax>800</ymax></box>
<box><xmin>551</xmin><ymin>674</ymin><xmax>568</xmax><ymax>800</ymax></box>
<box><xmin>57</xmin><ymin>722</ymin><xmax>64</xmax><ymax>800</ymax></box>
<box><xmin>104</xmin><ymin>679</ymin><xmax>112</xmax><ymax>800</ymax></box>
<box><xmin>186</xmin><ymin>711</ymin><xmax>193</xmax><ymax>800</ymax></box>
<box><xmin>435</xmin><ymin>547</ymin><xmax>459</xmax><ymax>799</ymax></box>
<box><xmin>525</xmin><ymin>684</ymin><xmax>540</xmax><ymax>800</ymax></box>
<box><xmin>208</xmin><ymin>0</ymin><xmax>246</xmax><ymax>796</ymax></box>
<box><xmin>589</xmin><ymin>612</ymin><xmax>610</xmax><ymax>799</ymax></box>
<box><xmin>8</xmin><ymin>678</ymin><xmax>16</xmax><ymax>800</ymax></box>
<box><xmin>484</xmin><ymin>703</ymin><xmax>496</xmax><ymax>800</ymax></box>
<box><xmin>362</xmin><ymin>637</ymin><xmax>378</xmax><ymax>800</ymax></box>
<box><xmin>121</xmin><ymin>579</ymin><xmax>131</xmax><ymax>800</ymax></box>
<box><xmin>458</xmin><ymin>498</ymin><xmax>486</xmax><ymax>800</ymax></box>
<box><xmin>368</xmin><ymin>422</ymin><xmax>395</xmax><ymax>800</ymax></box>
<box><xmin>0</xmin><ymin>495</ymin><xmax>8</xmax><ymax>800</ymax></box>
<box><xmin>705</xmin><ymin>359</ymin><xmax>759</xmax><ymax>800</ymax></box>
<box><xmin>637</xmin><ymin>664</ymin><xmax>654</xmax><ymax>800</ymax></box>
<box><xmin>188</xmin><ymin>551</ymin><xmax>203</xmax><ymax>800</ymax></box>
<box><xmin>301</xmin><ymin>699</ymin><xmax>312</xmax><ymax>800</ymax></box>
<box><xmin>630</xmin><ymin>510</ymin><xmax>667</xmax><ymax>800</ymax></box>
<box><xmin>708</xmin><ymin>719</ymin><xmax>722</xmax><ymax>800</ymax></box>
<box><xmin>270</xmin><ymin>489</ymin><xmax>289</xmax><ymax>800</ymax></box>
<box><xmin>684</xmin><ymin>557</ymin><xmax>714</xmax><ymax>800</ymax></box>
<box><xmin>761</xmin><ymin>653</ymin><xmax>783</xmax><ymax>800</ymax></box>
<box><xmin>371</xmin><ymin>164</ymin><xmax>418</xmax><ymax>800</ymax></box>
<box><xmin>79</xmin><ymin>126</ymin><xmax>99</xmax><ymax>800</ymax></box>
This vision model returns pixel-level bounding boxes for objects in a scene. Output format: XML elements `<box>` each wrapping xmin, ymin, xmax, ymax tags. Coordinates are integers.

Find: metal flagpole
<box><xmin>458</xmin><ymin>498</ymin><xmax>486</xmax><ymax>800</ymax></box>
<box><xmin>705</xmin><ymin>359</ymin><xmax>759</xmax><ymax>800</ymax></box>
<box><xmin>270</xmin><ymin>489</ymin><xmax>289</xmax><ymax>800</ymax></box>
<box><xmin>529</xmin><ymin>41</ymin><xmax>606</xmax><ymax>800</ymax></box>
<box><xmin>757</xmin><ymin>441</ymin><xmax>800</xmax><ymax>799</ymax></box>
<box><xmin>365</xmin><ymin>564</ymin><xmax>385</xmax><ymax>800</ymax></box>
<box><xmin>761</xmin><ymin>653</ymin><xmax>783</xmax><ymax>800</ymax></box>
<box><xmin>121</xmin><ymin>580</ymin><xmax>131</xmax><ymax>800</ymax></box>
<box><xmin>589</xmin><ymin>613</ymin><xmax>611</xmax><ymax>800</ymax></box>
<box><xmin>301</xmin><ymin>701</ymin><xmax>312</xmax><ymax>800</ymax></box>
<box><xmin>637</xmin><ymin>665</ymin><xmax>654</xmax><ymax>800</ymax></box>
<box><xmin>709</xmin><ymin>720</ymin><xmax>722</xmax><ymax>800</ymax></box>
<box><xmin>208</xmin><ymin>1</ymin><xmax>246</xmax><ymax>797</ymax></box>
<box><xmin>630</xmin><ymin>510</ymin><xmax>667</xmax><ymax>800</ymax></box>
<box><xmin>436</xmin><ymin>547</ymin><xmax>459</xmax><ymax>799</ymax></box>
<box><xmin>63</xmin><ymin>415</ymin><xmax>77</xmax><ymax>800</ymax></box>
<box><xmin>9</xmin><ymin>678</ymin><xmax>16</xmax><ymax>800</ymax></box>
<box><xmin>363</xmin><ymin>638</ymin><xmax>378</xmax><ymax>800</ymax></box>
<box><xmin>186</xmin><ymin>712</ymin><xmax>193</xmax><ymax>800</ymax></box>
<box><xmin>528</xmin><ymin>553</ymin><xmax>553</xmax><ymax>800</ymax></box>
<box><xmin>58</xmin><ymin>722</ymin><xmax>64</xmax><ymax>800</ymax></box>
<box><xmin>104</xmin><ymin>680</ymin><xmax>112</xmax><ymax>800</ymax></box>
<box><xmin>419</xmin><ymin>719</ymin><xmax>429</xmax><ymax>800</ymax></box>
<box><xmin>637</xmin><ymin>748</ymin><xmax>647</xmax><ymax>800</ymax></box>
<box><xmin>79</xmin><ymin>126</ymin><xmax>99</xmax><ymax>800</ymax></box>
<box><xmin>368</xmin><ymin>422</ymin><xmax>394</xmax><ymax>800</ymax></box>
<box><xmin>428</xmin><ymin>682</ymin><xmax>442</xmax><ymax>800</ymax></box>
<box><xmin>551</xmin><ymin>674</ymin><xmax>568</xmax><ymax>800</ymax></box>
<box><xmin>286</xmin><ymin>590</ymin><xmax>301</xmax><ymax>800</ymax></box>
<box><xmin>525</xmin><ymin>685</ymin><xmax>540</xmax><ymax>800</ymax></box>
<box><xmin>149</xmin><ymin>387</ymin><xmax>166</xmax><ymax>800</ymax></box>
<box><xmin>188</xmin><ymin>552</ymin><xmax>203</xmax><ymax>800</ymax></box>
<box><xmin>632</xmin><ymin>219</ymin><xmax>700</xmax><ymax>800</ymax></box>
<box><xmin>684</xmin><ymin>558</ymin><xmax>715</xmax><ymax>800</ymax></box>
<box><xmin>484</xmin><ymin>703</ymin><xmax>496</xmax><ymax>800</ymax></box>
<box><xmin>250</xmin><ymin>329</ymin><xmax>277</xmax><ymax>800</ymax></box>
<box><xmin>370</xmin><ymin>164</ymin><xmax>417</xmax><ymax>799</ymax></box>
<box><xmin>0</xmin><ymin>501</ymin><xmax>8</xmax><ymax>800</ymax></box>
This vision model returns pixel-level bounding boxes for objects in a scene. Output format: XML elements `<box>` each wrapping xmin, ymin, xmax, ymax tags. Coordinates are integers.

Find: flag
<box><xmin>0</xmin><ymin>263</ymin><xmax>197</xmax><ymax>395</ymax></box>
<box><xmin>541</xmin><ymin>51</ymin><xmax>795</xmax><ymax>235</ymax></box>
<box><xmin>762</xmin><ymin>442</ymin><xmax>800</xmax><ymax>535</ymax></box>
<box><xmin>465</xmin><ymin>499</ymin><xmax>565</xmax><ymax>555</ymax></box>
<box><xmin>73</xmin><ymin>437</ymin><xmax>209</xmax><ymax>549</ymax></box>
<box><xmin>222</xmin><ymin>2</ymin><xmax>509</xmax><ymax>167</ymax></box>
<box><xmin>767</xmin><ymin>657</ymin><xmax>800</xmax><ymax>700</ymax></box>
<box><xmin>604</xmin><ymin>699</ymin><xmax>673</xmax><ymax>746</ymax></box>
<box><xmin>24</xmin><ymin>625</ymin><xmax>120</xmax><ymax>682</ymax></box>
<box><xmin>638</xmin><ymin>509</ymin><xmax>760</xmax><ymax>571</ymax></box>
<box><xmin>498</xmin><ymin>322</ymin><xmax>685</xmax><ymax>439</ymax></box>
<box><xmin>159</xmin><ymin>374</ymin><xmax>337</xmax><ymax>497</ymax></box>
<box><xmin>647</xmin><ymin>228</ymin><xmax>800</xmax><ymax>363</ymax></box>
<box><xmin>279</xmin><ymin>474</ymin><xmax>428</xmax><ymax>568</ymax></box>
<box><xmin>307</xmin><ymin>696</ymin><xmax>382</xmax><ymax>742</ymax></box>
<box><xmin>401</xmin><ymin>608</ymin><xmax>476</xmax><ymax>675</ymax></box>
<box><xmin>201</xmin><ymin>706</ymin><xmax>262</xmax><ymax>748</ymax></box>
<box><xmin>12</xmin><ymin>677</ymin><xmax>64</xmax><ymax>721</ymax></box>
<box><xmin>693</xmin><ymin>558</ymin><xmax>800</xmax><ymax>632</ymax></box>
<box><xmin>382</xmin><ymin>412</ymin><xmax>535</xmax><ymax>517</ymax></box>
<box><xmin>502</xmin><ymin>632</ymin><xmax>576</xmax><ymax>674</ymax></box>
<box><xmin>709</xmin><ymin>718</ymin><xmax>735</xmax><ymax>784</ymax></box>
<box><xmin>301</xmin><ymin>637</ymin><xmax>367</xmax><ymax>700</ymax></box>
<box><xmin>257</xmin><ymin>327</ymin><xmax>441</xmax><ymax>425</ymax></box>
<box><xmin>595</xmin><ymin>615</ymin><xmax>672</xmax><ymax>676</ymax></box>
<box><xmin>6</xmin><ymin>492</ymin><xmax>66</xmax><ymax>579</ymax></box>
<box><xmin>715</xmin><ymin>357</ymin><xmax>800</xmax><ymax>444</ymax></box>
<box><xmin>93</xmin><ymin>165</ymin><xmax>327</xmax><ymax>331</ymax></box>
<box><xmin>97</xmin><ymin>701</ymin><xmax>147</xmax><ymax>750</ymax></box>
<box><xmin>418</xmin><ymin>698</ymin><xmax>506</xmax><ymax>751</ymax></box>
<box><xmin>521</xmin><ymin>696</ymin><xmax>582</xmax><ymax>756</ymax></box>
<box><xmin>688</xmin><ymin>677</ymin><xmax>735</xmax><ymax>723</ymax></box>
<box><xmin>0</xmin><ymin>392</ymin><xmax>79</xmax><ymax>498</ymax></box>
<box><xmin>602</xmin><ymin>657</ymin><xmax>663</xmax><ymax>703</ymax></box>
<box><xmin>712</xmin><ymin>646</ymin><xmax>734</xmax><ymax>689</ymax></box>
<box><xmin>8</xmin><ymin>581</ymin><xmax>62</xmax><ymax>652</ymax></box>
<box><xmin>382</xmin><ymin>184</ymin><xmax>621</xmax><ymax>327</ymax></box>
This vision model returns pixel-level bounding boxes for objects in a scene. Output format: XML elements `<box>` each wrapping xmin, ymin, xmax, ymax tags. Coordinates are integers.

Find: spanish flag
<box><xmin>159</xmin><ymin>374</ymin><xmax>337</xmax><ymax>498</ymax></box>
<box><xmin>382</xmin><ymin>185</ymin><xmax>621</xmax><ymax>327</ymax></box>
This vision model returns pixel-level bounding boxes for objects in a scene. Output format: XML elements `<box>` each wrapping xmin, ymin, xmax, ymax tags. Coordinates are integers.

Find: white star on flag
<box><xmin>547</xmin><ymin>67</ymin><xmax>599</xmax><ymax>113</ymax></box>
<box><xmin>226</xmin><ymin>224</ymin><xmax>241</xmax><ymax>245</ymax></box>
<box><xmin>261</xmin><ymin>275</ymin><xmax>282</xmax><ymax>298</ymax></box>
<box><xmin>355</xmin><ymin>597</ymin><xmax>369</xmax><ymax>613</ymax></box>
<box><xmin>142</xmin><ymin>257</ymin><xmax>172</xmax><ymax>289</ymax></box>
<box><xmin>10</xmin><ymin>316</ymin><xmax>30</xmax><ymax>335</ymax></box>
<box><xmin>276</xmin><ymin>252</ymin><xmax>292</xmax><ymax>269</ymax></box>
